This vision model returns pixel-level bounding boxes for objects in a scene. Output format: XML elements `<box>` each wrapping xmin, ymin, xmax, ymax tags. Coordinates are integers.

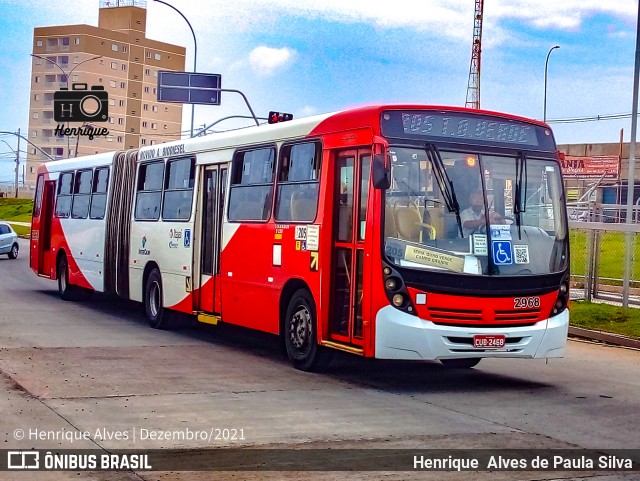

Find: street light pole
<box><xmin>30</xmin><ymin>53</ymin><xmax>103</xmax><ymax>88</ymax></box>
<box><xmin>543</xmin><ymin>45</ymin><xmax>560</xmax><ymax>123</ymax></box>
<box><xmin>623</xmin><ymin>1</ymin><xmax>640</xmax><ymax>307</ymax></box>
<box><xmin>153</xmin><ymin>0</ymin><xmax>197</xmax><ymax>138</ymax></box>
<box><xmin>0</xmin><ymin>131</ymin><xmax>55</xmax><ymax>161</ymax></box>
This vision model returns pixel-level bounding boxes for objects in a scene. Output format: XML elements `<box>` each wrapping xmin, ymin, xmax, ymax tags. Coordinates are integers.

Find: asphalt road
<box><xmin>1</xmin><ymin>238</ymin><xmax>639</xmax><ymax>481</ymax></box>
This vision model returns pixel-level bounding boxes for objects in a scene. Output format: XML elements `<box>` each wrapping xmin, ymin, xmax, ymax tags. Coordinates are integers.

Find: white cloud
<box><xmin>488</xmin><ymin>0</ymin><xmax>636</xmax><ymax>30</ymax></box>
<box><xmin>201</xmin><ymin>0</ymin><xmax>637</xmax><ymax>40</ymax></box>
<box><xmin>299</xmin><ymin>105</ymin><xmax>318</xmax><ymax>117</ymax></box>
<box><xmin>248</xmin><ymin>46</ymin><xmax>296</xmax><ymax>76</ymax></box>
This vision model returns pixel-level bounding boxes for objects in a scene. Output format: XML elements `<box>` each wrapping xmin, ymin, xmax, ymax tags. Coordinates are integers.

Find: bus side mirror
<box><xmin>372</xmin><ymin>153</ymin><xmax>390</xmax><ymax>190</ymax></box>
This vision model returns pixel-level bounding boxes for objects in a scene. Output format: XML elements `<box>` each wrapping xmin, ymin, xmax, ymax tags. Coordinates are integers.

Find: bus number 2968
<box><xmin>513</xmin><ymin>296</ymin><xmax>540</xmax><ymax>309</ymax></box>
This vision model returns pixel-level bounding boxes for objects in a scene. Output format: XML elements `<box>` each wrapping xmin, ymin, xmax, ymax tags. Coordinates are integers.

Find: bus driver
<box><xmin>460</xmin><ymin>189</ymin><xmax>501</xmax><ymax>236</ymax></box>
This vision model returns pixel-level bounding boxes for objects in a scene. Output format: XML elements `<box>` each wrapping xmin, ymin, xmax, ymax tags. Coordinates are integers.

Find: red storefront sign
<box><xmin>560</xmin><ymin>154</ymin><xmax>620</xmax><ymax>179</ymax></box>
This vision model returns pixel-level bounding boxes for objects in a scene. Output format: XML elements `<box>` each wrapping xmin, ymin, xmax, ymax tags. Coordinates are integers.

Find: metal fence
<box><xmin>570</xmin><ymin>220</ymin><xmax>640</xmax><ymax>305</ymax></box>
<box><xmin>567</xmin><ymin>202</ymin><xmax>640</xmax><ymax>223</ymax></box>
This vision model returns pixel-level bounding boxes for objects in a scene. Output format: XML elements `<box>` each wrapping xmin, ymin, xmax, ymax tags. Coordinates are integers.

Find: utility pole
<box><xmin>623</xmin><ymin>0</ymin><xmax>640</xmax><ymax>307</ymax></box>
<box><xmin>465</xmin><ymin>0</ymin><xmax>484</xmax><ymax>109</ymax></box>
<box><xmin>15</xmin><ymin>128</ymin><xmax>20</xmax><ymax>198</ymax></box>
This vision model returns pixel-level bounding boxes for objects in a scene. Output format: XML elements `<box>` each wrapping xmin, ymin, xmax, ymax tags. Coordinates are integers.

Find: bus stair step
<box><xmin>197</xmin><ymin>313</ymin><xmax>221</xmax><ymax>325</ymax></box>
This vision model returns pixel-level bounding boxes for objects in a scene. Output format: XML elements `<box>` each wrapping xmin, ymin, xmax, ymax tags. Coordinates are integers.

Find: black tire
<box><xmin>57</xmin><ymin>255</ymin><xmax>93</xmax><ymax>301</ymax></box>
<box><xmin>76</xmin><ymin>287</ymin><xmax>94</xmax><ymax>301</ymax></box>
<box><xmin>58</xmin><ymin>256</ymin><xmax>77</xmax><ymax>301</ymax></box>
<box><xmin>145</xmin><ymin>269</ymin><xmax>167</xmax><ymax>329</ymax></box>
<box><xmin>8</xmin><ymin>243</ymin><xmax>18</xmax><ymax>259</ymax></box>
<box><xmin>440</xmin><ymin>358</ymin><xmax>481</xmax><ymax>369</ymax></box>
<box><xmin>284</xmin><ymin>289</ymin><xmax>331</xmax><ymax>371</ymax></box>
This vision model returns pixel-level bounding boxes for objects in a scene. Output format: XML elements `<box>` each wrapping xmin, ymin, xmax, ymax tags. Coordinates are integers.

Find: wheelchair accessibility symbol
<box><xmin>492</xmin><ymin>240</ymin><xmax>513</xmax><ymax>265</ymax></box>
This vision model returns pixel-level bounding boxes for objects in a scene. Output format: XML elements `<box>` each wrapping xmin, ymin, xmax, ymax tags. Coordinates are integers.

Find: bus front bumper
<box><xmin>374</xmin><ymin>306</ymin><xmax>569</xmax><ymax>361</ymax></box>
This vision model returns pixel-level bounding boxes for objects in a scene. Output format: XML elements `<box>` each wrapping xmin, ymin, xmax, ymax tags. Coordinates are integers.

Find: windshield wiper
<box><xmin>514</xmin><ymin>152</ymin><xmax>528</xmax><ymax>239</ymax></box>
<box><xmin>425</xmin><ymin>143</ymin><xmax>463</xmax><ymax>237</ymax></box>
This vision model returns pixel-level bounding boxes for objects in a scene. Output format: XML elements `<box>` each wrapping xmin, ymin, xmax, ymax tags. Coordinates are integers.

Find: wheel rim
<box><xmin>60</xmin><ymin>263</ymin><xmax>67</xmax><ymax>291</ymax></box>
<box><xmin>11</xmin><ymin>246</ymin><xmax>17</xmax><ymax>257</ymax></box>
<box><xmin>289</xmin><ymin>304</ymin><xmax>311</xmax><ymax>353</ymax></box>
<box><xmin>149</xmin><ymin>281</ymin><xmax>160</xmax><ymax>318</ymax></box>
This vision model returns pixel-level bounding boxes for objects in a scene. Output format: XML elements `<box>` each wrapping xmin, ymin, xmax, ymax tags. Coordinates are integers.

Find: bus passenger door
<box><xmin>198</xmin><ymin>165</ymin><xmax>227</xmax><ymax>313</ymax></box>
<box><xmin>35</xmin><ymin>180</ymin><xmax>55</xmax><ymax>277</ymax></box>
<box><xmin>330</xmin><ymin>149</ymin><xmax>372</xmax><ymax>347</ymax></box>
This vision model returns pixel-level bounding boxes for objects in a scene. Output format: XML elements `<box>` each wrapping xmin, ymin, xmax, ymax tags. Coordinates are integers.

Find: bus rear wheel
<box><xmin>145</xmin><ymin>269</ymin><xmax>168</xmax><ymax>329</ymax></box>
<box><xmin>284</xmin><ymin>289</ymin><xmax>330</xmax><ymax>372</ymax></box>
<box><xmin>440</xmin><ymin>358</ymin><xmax>481</xmax><ymax>369</ymax></box>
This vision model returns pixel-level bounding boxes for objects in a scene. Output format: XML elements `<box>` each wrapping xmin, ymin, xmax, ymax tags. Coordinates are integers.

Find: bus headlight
<box><xmin>392</xmin><ymin>294</ymin><xmax>405</xmax><ymax>307</ymax></box>
<box><xmin>385</xmin><ymin>277</ymin><xmax>400</xmax><ymax>291</ymax></box>
<box><xmin>551</xmin><ymin>278</ymin><xmax>570</xmax><ymax>317</ymax></box>
<box><xmin>382</xmin><ymin>262</ymin><xmax>416</xmax><ymax>316</ymax></box>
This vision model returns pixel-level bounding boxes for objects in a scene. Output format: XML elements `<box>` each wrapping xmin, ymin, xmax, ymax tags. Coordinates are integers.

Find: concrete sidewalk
<box><xmin>0</xmin><ymin>219</ymin><xmax>30</xmax><ymax>226</ymax></box>
<box><xmin>569</xmin><ymin>326</ymin><xmax>640</xmax><ymax>349</ymax></box>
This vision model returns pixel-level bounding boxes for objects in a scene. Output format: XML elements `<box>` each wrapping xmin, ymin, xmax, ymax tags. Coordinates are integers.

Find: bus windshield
<box><xmin>383</xmin><ymin>146</ymin><xmax>568</xmax><ymax>276</ymax></box>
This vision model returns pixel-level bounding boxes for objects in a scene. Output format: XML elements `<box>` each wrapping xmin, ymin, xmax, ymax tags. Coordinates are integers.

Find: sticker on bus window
<box><xmin>295</xmin><ymin>226</ymin><xmax>307</xmax><ymax>241</ymax></box>
<box><xmin>404</xmin><ymin>244</ymin><xmax>465</xmax><ymax>272</ymax></box>
<box><xmin>514</xmin><ymin>245</ymin><xmax>530</xmax><ymax>264</ymax></box>
<box><xmin>490</xmin><ymin>224</ymin><xmax>511</xmax><ymax>240</ymax></box>
<box><xmin>306</xmin><ymin>225</ymin><xmax>319</xmax><ymax>251</ymax></box>
<box><xmin>472</xmin><ymin>234</ymin><xmax>487</xmax><ymax>256</ymax></box>
<box><xmin>491</xmin><ymin>240</ymin><xmax>513</xmax><ymax>265</ymax></box>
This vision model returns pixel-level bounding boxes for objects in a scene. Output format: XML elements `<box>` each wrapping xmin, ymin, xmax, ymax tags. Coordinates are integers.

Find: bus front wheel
<box><xmin>145</xmin><ymin>269</ymin><xmax>167</xmax><ymax>329</ymax></box>
<box><xmin>284</xmin><ymin>289</ymin><xmax>331</xmax><ymax>372</ymax></box>
<box><xmin>57</xmin><ymin>255</ymin><xmax>92</xmax><ymax>301</ymax></box>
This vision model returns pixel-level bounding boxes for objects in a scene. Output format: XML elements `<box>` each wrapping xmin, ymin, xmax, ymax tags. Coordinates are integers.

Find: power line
<box><xmin>547</xmin><ymin>112</ymin><xmax>640</xmax><ymax>124</ymax></box>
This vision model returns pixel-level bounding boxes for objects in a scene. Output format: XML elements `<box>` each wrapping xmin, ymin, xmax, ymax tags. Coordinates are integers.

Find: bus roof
<box><xmin>39</xmin><ymin>104</ymin><xmax>551</xmax><ymax>172</ymax></box>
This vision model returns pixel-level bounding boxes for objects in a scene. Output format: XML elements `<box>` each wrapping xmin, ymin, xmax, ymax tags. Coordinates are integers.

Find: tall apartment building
<box><xmin>26</xmin><ymin>0</ymin><xmax>185</xmax><ymax>188</ymax></box>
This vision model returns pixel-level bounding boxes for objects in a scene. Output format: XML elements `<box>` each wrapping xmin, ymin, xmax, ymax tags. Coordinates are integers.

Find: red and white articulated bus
<box><xmin>30</xmin><ymin>105</ymin><xmax>570</xmax><ymax>371</ymax></box>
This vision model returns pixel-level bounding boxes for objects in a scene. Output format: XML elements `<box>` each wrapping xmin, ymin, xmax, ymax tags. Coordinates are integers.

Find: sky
<box><xmin>0</xmin><ymin>0</ymin><xmax>639</xmax><ymax>185</ymax></box>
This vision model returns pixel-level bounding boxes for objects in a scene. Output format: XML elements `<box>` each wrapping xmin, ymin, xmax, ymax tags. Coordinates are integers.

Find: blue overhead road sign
<box><xmin>157</xmin><ymin>71</ymin><xmax>222</xmax><ymax>105</ymax></box>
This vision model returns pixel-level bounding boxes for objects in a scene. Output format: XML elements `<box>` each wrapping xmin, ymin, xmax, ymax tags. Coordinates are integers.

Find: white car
<box><xmin>0</xmin><ymin>222</ymin><xmax>19</xmax><ymax>259</ymax></box>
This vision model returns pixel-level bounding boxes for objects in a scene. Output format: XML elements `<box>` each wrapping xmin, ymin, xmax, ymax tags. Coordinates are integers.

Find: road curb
<box><xmin>569</xmin><ymin>326</ymin><xmax>640</xmax><ymax>349</ymax></box>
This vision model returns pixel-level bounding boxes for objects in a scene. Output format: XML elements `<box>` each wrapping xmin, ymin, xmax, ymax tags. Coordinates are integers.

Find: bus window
<box><xmin>228</xmin><ymin>147</ymin><xmax>275</xmax><ymax>222</ymax></box>
<box><xmin>337</xmin><ymin>157</ymin><xmax>354</xmax><ymax>242</ymax></box>
<box><xmin>357</xmin><ymin>156</ymin><xmax>371</xmax><ymax>241</ymax></box>
<box><xmin>135</xmin><ymin>161</ymin><xmax>164</xmax><ymax>221</ymax></box>
<box><xmin>89</xmin><ymin>167</ymin><xmax>109</xmax><ymax>220</ymax></box>
<box><xmin>162</xmin><ymin>157</ymin><xmax>195</xmax><ymax>221</ymax></box>
<box><xmin>33</xmin><ymin>174</ymin><xmax>44</xmax><ymax>218</ymax></box>
<box><xmin>71</xmin><ymin>169</ymin><xmax>92</xmax><ymax>219</ymax></box>
<box><xmin>54</xmin><ymin>171</ymin><xmax>74</xmax><ymax>218</ymax></box>
<box><xmin>275</xmin><ymin>142</ymin><xmax>321</xmax><ymax>222</ymax></box>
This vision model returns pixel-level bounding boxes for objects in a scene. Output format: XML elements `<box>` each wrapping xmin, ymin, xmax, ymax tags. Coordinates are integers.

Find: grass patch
<box><xmin>11</xmin><ymin>224</ymin><xmax>30</xmax><ymax>237</ymax></box>
<box><xmin>570</xmin><ymin>300</ymin><xmax>640</xmax><ymax>340</ymax></box>
<box><xmin>0</xmin><ymin>198</ymin><xmax>33</xmax><ymax>222</ymax></box>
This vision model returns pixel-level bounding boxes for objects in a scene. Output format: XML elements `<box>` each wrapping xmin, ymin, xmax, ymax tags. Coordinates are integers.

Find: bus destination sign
<box><xmin>381</xmin><ymin>111</ymin><xmax>555</xmax><ymax>151</ymax></box>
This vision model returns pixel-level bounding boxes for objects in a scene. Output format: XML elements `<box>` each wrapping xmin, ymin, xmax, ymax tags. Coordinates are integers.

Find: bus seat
<box><xmin>426</xmin><ymin>206</ymin><xmax>444</xmax><ymax>239</ymax></box>
<box><xmin>394</xmin><ymin>204</ymin><xmax>436</xmax><ymax>242</ymax></box>
<box><xmin>384</xmin><ymin>203</ymin><xmax>397</xmax><ymax>238</ymax></box>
